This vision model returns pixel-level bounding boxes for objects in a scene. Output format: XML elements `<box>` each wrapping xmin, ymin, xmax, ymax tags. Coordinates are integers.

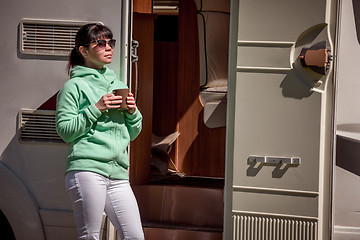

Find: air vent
<box><xmin>19</xmin><ymin>109</ymin><xmax>64</xmax><ymax>143</ymax></box>
<box><xmin>233</xmin><ymin>213</ymin><xmax>318</xmax><ymax>240</ymax></box>
<box><xmin>20</xmin><ymin>19</ymin><xmax>90</xmax><ymax>56</ymax></box>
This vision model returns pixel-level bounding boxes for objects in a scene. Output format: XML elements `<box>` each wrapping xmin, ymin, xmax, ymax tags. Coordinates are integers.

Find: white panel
<box><xmin>224</xmin><ymin>0</ymin><xmax>337</xmax><ymax>239</ymax></box>
<box><xmin>0</xmin><ymin>1</ymin><xmax>132</xmax><ymax>239</ymax></box>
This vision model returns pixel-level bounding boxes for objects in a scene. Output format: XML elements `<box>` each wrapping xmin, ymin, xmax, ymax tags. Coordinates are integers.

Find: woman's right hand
<box><xmin>95</xmin><ymin>93</ymin><xmax>122</xmax><ymax>112</ymax></box>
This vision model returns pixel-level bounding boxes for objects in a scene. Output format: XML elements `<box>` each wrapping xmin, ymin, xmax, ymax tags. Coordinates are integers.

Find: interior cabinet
<box><xmin>129</xmin><ymin>13</ymin><xmax>156</xmax><ymax>185</ymax></box>
<box><xmin>133</xmin><ymin>0</ymin><xmax>152</xmax><ymax>14</ymax></box>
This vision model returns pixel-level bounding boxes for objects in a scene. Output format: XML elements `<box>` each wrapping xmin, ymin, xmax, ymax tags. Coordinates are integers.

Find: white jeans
<box><xmin>65</xmin><ymin>171</ymin><xmax>144</xmax><ymax>240</ymax></box>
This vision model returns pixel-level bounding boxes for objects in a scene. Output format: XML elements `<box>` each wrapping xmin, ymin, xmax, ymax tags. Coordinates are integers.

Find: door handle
<box><xmin>131</xmin><ymin>39</ymin><xmax>139</xmax><ymax>62</ymax></box>
<box><xmin>299</xmin><ymin>42</ymin><xmax>332</xmax><ymax>75</ymax></box>
<box><xmin>248</xmin><ymin>156</ymin><xmax>301</xmax><ymax>165</ymax></box>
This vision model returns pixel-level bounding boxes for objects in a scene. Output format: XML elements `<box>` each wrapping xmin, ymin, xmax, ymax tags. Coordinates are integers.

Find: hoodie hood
<box><xmin>70</xmin><ymin>65</ymin><xmax>117</xmax><ymax>90</ymax></box>
<box><xmin>70</xmin><ymin>65</ymin><xmax>114</xmax><ymax>79</ymax></box>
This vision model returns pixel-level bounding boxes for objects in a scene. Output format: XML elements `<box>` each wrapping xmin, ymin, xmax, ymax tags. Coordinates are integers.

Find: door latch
<box><xmin>131</xmin><ymin>40</ymin><xmax>139</xmax><ymax>63</ymax></box>
<box><xmin>299</xmin><ymin>41</ymin><xmax>332</xmax><ymax>75</ymax></box>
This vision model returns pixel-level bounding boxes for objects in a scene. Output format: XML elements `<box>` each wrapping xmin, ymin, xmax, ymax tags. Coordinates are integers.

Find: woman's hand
<box><xmin>126</xmin><ymin>93</ymin><xmax>137</xmax><ymax>114</ymax></box>
<box><xmin>95</xmin><ymin>93</ymin><xmax>122</xmax><ymax>112</ymax></box>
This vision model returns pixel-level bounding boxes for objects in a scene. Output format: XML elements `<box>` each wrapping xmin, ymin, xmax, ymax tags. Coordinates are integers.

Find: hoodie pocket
<box><xmin>71</xmin><ymin>128</ymin><xmax>116</xmax><ymax>162</ymax></box>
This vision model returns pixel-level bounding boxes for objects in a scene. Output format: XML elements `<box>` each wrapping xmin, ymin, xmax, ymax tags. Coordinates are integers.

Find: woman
<box><xmin>56</xmin><ymin>23</ymin><xmax>144</xmax><ymax>240</ymax></box>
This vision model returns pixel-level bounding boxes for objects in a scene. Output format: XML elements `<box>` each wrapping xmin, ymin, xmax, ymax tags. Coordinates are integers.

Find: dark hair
<box><xmin>67</xmin><ymin>23</ymin><xmax>113</xmax><ymax>74</ymax></box>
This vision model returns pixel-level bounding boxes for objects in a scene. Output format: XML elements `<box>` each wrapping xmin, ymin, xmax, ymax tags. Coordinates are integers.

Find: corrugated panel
<box><xmin>233</xmin><ymin>213</ymin><xmax>318</xmax><ymax>240</ymax></box>
<box><xmin>20</xmin><ymin>19</ymin><xmax>90</xmax><ymax>56</ymax></box>
<box><xmin>19</xmin><ymin>110</ymin><xmax>64</xmax><ymax>143</ymax></box>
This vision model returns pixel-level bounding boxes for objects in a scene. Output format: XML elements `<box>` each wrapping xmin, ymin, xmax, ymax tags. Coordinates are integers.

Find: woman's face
<box><xmin>80</xmin><ymin>38</ymin><xmax>115</xmax><ymax>69</ymax></box>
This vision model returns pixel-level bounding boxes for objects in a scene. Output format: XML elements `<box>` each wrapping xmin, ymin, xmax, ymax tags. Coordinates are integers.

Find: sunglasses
<box><xmin>85</xmin><ymin>39</ymin><xmax>116</xmax><ymax>49</ymax></box>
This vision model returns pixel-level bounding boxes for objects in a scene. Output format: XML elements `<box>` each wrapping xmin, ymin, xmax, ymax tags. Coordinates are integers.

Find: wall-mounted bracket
<box><xmin>299</xmin><ymin>41</ymin><xmax>332</xmax><ymax>75</ymax></box>
<box><xmin>248</xmin><ymin>156</ymin><xmax>301</xmax><ymax>165</ymax></box>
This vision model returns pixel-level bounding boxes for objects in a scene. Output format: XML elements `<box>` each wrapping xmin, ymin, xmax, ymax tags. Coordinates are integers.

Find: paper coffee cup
<box><xmin>113</xmin><ymin>88</ymin><xmax>129</xmax><ymax>109</ymax></box>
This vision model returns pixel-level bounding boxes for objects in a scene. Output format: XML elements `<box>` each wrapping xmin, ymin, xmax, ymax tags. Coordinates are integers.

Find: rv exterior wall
<box><xmin>0</xmin><ymin>0</ymin><xmax>130</xmax><ymax>239</ymax></box>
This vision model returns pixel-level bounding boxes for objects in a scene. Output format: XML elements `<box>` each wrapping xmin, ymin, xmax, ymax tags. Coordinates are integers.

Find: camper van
<box><xmin>0</xmin><ymin>0</ymin><xmax>359</xmax><ymax>239</ymax></box>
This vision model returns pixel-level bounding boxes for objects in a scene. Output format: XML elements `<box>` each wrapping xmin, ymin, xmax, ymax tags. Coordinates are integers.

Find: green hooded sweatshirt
<box><xmin>56</xmin><ymin>65</ymin><xmax>142</xmax><ymax>180</ymax></box>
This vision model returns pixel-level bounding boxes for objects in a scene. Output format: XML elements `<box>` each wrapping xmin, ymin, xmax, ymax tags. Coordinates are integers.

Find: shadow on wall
<box><xmin>280</xmin><ymin>68</ymin><xmax>313</xmax><ymax>100</ymax></box>
<box><xmin>246</xmin><ymin>161</ymin><xmax>298</xmax><ymax>179</ymax></box>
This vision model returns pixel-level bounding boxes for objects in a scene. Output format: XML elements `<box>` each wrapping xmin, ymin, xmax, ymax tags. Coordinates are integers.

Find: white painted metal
<box><xmin>224</xmin><ymin>0</ymin><xmax>338</xmax><ymax>239</ymax></box>
<box><xmin>0</xmin><ymin>0</ymin><xmax>132</xmax><ymax>239</ymax></box>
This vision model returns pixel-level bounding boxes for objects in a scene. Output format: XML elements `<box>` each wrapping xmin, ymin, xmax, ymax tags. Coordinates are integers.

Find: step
<box><xmin>143</xmin><ymin>226</ymin><xmax>222</xmax><ymax>240</ymax></box>
<box><xmin>132</xmin><ymin>183</ymin><xmax>224</xmax><ymax>229</ymax></box>
<box><xmin>150</xmin><ymin>175</ymin><xmax>225</xmax><ymax>188</ymax></box>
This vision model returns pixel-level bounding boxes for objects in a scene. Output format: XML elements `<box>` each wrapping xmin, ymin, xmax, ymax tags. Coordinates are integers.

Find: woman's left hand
<box><xmin>126</xmin><ymin>93</ymin><xmax>137</xmax><ymax>114</ymax></box>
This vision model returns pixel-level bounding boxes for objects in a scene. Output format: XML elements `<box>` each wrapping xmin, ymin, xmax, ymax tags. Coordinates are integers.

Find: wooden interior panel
<box><xmin>129</xmin><ymin>13</ymin><xmax>156</xmax><ymax>185</ymax></box>
<box><xmin>196</xmin><ymin>110</ymin><xmax>226</xmax><ymax>176</ymax></box>
<box><xmin>177</xmin><ymin>0</ymin><xmax>201</xmax><ymax>174</ymax></box>
<box><xmin>130</xmin><ymin>0</ymin><xmax>226</xmax><ymax>181</ymax></box>
<box><xmin>152</xmin><ymin>42</ymin><xmax>179</xmax><ymax>136</ymax></box>
<box><xmin>133</xmin><ymin>0</ymin><xmax>152</xmax><ymax>14</ymax></box>
<box><xmin>176</xmin><ymin>0</ymin><xmax>226</xmax><ymax>177</ymax></box>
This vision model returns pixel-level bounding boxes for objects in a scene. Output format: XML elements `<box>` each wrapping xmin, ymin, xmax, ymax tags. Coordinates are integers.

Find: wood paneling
<box><xmin>130</xmin><ymin>0</ymin><xmax>226</xmax><ymax>181</ymax></box>
<box><xmin>133</xmin><ymin>0</ymin><xmax>152</xmax><ymax>14</ymax></box>
<box><xmin>129</xmin><ymin>13</ymin><xmax>156</xmax><ymax>185</ymax></box>
<box><xmin>152</xmin><ymin>41</ymin><xmax>178</xmax><ymax>136</ymax></box>
<box><xmin>177</xmin><ymin>0</ymin><xmax>201</xmax><ymax>174</ymax></box>
<box><xmin>176</xmin><ymin>0</ymin><xmax>226</xmax><ymax>177</ymax></box>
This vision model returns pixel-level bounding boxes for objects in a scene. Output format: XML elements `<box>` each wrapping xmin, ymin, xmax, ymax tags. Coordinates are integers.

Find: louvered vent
<box><xmin>233</xmin><ymin>213</ymin><xmax>318</xmax><ymax>240</ymax></box>
<box><xmin>19</xmin><ymin>110</ymin><xmax>64</xmax><ymax>143</ymax></box>
<box><xmin>20</xmin><ymin>19</ymin><xmax>89</xmax><ymax>56</ymax></box>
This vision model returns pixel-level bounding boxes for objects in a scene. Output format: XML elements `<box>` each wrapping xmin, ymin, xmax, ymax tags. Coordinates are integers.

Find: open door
<box><xmin>224</xmin><ymin>0</ymin><xmax>338</xmax><ymax>239</ymax></box>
